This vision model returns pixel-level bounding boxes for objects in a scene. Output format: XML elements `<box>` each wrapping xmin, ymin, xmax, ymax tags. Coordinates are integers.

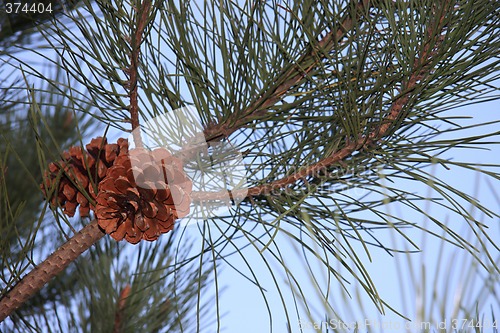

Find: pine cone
<box><xmin>95</xmin><ymin>147</ymin><xmax>192</xmax><ymax>244</ymax></box>
<box><xmin>41</xmin><ymin>137</ymin><xmax>129</xmax><ymax>217</ymax></box>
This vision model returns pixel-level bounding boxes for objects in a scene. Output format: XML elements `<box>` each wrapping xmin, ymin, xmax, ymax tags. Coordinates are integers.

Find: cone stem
<box><xmin>128</xmin><ymin>0</ymin><xmax>152</xmax><ymax>147</ymax></box>
<box><xmin>0</xmin><ymin>220</ymin><xmax>104</xmax><ymax>322</ymax></box>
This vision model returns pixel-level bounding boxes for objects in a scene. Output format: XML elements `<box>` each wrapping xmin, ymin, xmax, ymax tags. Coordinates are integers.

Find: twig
<box><xmin>0</xmin><ymin>0</ymin><xmax>154</xmax><ymax>323</ymax></box>
<box><xmin>113</xmin><ymin>284</ymin><xmax>131</xmax><ymax>333</ymax></box>
<box><xmin>0</xmin><ymin>220</ymin><xmax>105</xmax><ymax>322</ymax></box>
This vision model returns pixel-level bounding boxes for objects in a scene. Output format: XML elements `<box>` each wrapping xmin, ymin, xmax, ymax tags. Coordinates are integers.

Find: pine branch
<box><xmin>202</xmin><ymin>0</ymin><xmax>371</xmax><ymax>142</ymax></box>
<box><xmin>0</xmin><ymin>220</ymin><xmax>104</xmax><ymax>322</ymax></box>
<box><xmin>191</xmin><ymin>0</ymin><xmax>453</xmax><ymax>202</ymax></box>
<box><xmin>0</xmin><ymin>1</ymin><xmax>153</xmax><ymax>322</ymax></box>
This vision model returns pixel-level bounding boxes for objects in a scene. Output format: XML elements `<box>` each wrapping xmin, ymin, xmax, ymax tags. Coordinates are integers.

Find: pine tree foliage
<box><xmin>0</xmin><ymin>0</ymin><xmax>499</xmax><ymax>331</ymax></box>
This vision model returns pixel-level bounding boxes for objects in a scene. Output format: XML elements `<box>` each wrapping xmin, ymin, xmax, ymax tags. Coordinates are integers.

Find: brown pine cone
<box><xmin>41</xmin><ymin>137</ymin><xmax>129</xmax><ymax>217</ymax></box>
<box><xmin>95</xmin><ymin>147</ymin><xmax>192</xmax><ymax>244</ymax></box>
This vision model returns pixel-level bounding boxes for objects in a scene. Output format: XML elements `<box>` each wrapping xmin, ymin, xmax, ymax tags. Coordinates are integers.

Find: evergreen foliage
<box><xmin>1</xmin><ymin>0</ymin><xmax>499</xmax><ymax>331</ymax></box>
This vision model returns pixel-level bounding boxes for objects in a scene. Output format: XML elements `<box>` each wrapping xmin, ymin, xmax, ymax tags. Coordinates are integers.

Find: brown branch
<box><xmin>192</xmin><ymin>0</ymin><xmax>453</xmax><ymax>202</ymax></box>
<box><xmin>203</xmin><ymin>0</ymin><xmax>371</xmax><ymax>142</ymax></box>
<box><xmin>128</xmin><ymin>0</ymin><xmax>152</xmax><ymax>147</ymax></box>
<box><xmin>0</xmin><ymin>220</ymin><xmax>105</xmax><ymax>322</ymax></box>
<box><xmin>113</xmin><ymin>284</ymin><xmax>131</xmax><ymax>333</ymax></box>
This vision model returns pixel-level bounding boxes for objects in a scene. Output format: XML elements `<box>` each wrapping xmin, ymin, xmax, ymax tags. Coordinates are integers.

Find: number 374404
<box><xmin>5</xmin><ymin>2</ymin><xmax>53</xmax><ymax>14</ymax></box>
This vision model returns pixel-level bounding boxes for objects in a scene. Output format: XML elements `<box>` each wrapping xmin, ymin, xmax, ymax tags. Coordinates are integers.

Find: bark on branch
<box><xmin>0</xmin><ymin>220</ymin><xmax>104</xmax><ymax>322</ymax></box>
<box><xmin>113</xmin><ymin>284</ymin><xmax>131</xmax><ymax>333</ymax></box>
